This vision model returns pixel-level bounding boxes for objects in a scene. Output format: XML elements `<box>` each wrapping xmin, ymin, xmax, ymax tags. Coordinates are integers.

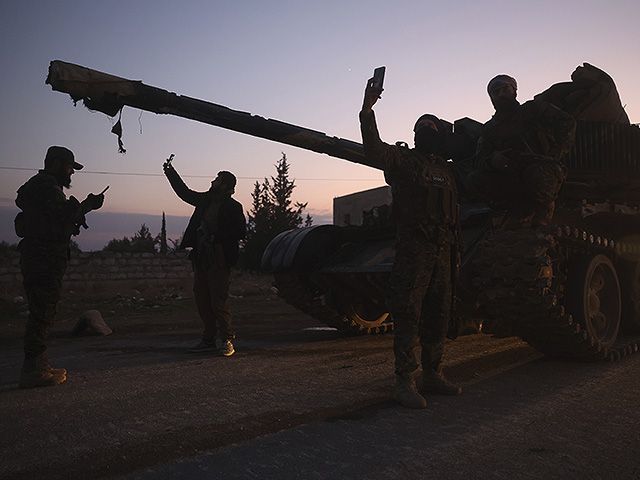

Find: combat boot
<box><xmin>420</xmin><ymin>367</ymin><xmax>462</xmax><ymax>396</ymax></box>
<box><xmin>19</xmin><ymin>355</ymin><xmax>66</xmax><ymax>389</ymax></box>
<box><xmin>394</xmin><ymin>371</ymin><xmax>427</xmax><ymax>409</ymax></box>
<box><xmin>42</xmin><ymin>352</ymin><xmax>67</xmax><ymax>376</ymax></box>
<box><xmin>220</xmin><ymin>339</ymin><xmax>235</xmax><ymax>357</ymax></box>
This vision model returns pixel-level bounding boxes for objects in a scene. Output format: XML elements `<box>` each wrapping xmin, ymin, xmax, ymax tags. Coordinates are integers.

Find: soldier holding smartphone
<box><xmin>360</xmin><ymin>70</ymin><xmax>463</xmax><ymax>409</ymax></box>
<box><xmin>15</xmin><ymin>146</ymin><xmax>105</xmax><ymax>388</ymax></box>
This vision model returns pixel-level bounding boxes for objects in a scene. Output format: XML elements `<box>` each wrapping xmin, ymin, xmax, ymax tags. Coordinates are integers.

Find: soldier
<box><xmin>15</xmin><ymin>146</ymin><xmax>105</xmax><ymax>388</ymax></box>
<box><xmin>360</xmin><ymin>77</ymin><xmax>463</xmax><ymax>409</ymax></box>
<box><xmin>163</xmin><ymin>159</ymin><xmax>246</xmax><ymax>357</ymax></box>
<box><xmin>465</xmin><ymin>74</ymin><xmax>576</xmax><ymax>226</ymax></box>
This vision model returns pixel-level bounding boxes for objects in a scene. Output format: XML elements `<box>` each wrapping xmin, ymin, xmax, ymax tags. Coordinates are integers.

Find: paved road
<box><xmin>124</xmin><ymin>355</ymin><xmax>640</xmax><ymax>480</ymax></box>
<box><xmin>1</xmin><ymin>295</ymin><xmax>639</xmax><ymax>479</ymax></box>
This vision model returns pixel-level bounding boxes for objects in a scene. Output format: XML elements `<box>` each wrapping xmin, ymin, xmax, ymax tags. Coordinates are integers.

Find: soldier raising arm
<box><xmin>163</xmin><ymin>159</ymin><xmax>246</xmax><ymax>357</ymax></box>
<box><xmin>359</xmin><ymin>76</ymin><xmax>462</xmax><ymax>409</ymax></box>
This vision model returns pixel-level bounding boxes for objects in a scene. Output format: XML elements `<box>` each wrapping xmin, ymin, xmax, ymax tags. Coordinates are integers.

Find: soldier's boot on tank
<box><xmin>42</xmin><ymin>352</ymin><xmax>67</xmax><ymax>376</ymax></box>
<box><xmin>19</xmin><ymin>355</ymin><xmax>66</xmax><ymax>389</ymax></box>
<box><xmin>394</xmin><ymin>371</ymin><xmax>427</xmax><ymax>409</ymax></box>
<box><xmin>420</xmin><ymin>367</ymin><xmax>462</xmax><ymax>396</ymax></box>
<box><xmin>531</xmin><ymin>201</ymin><xmax>555</xmax><ymax>227</ymax></box>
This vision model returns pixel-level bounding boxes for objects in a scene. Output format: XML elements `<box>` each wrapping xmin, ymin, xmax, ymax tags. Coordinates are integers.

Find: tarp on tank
<box><xmin>534</xmin><ymin>63</ymin><xmax>630</xmax><ymax>125</ymax></box>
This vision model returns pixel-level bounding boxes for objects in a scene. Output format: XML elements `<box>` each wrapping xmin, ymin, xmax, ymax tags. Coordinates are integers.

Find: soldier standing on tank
<box><xmin>465</xmin><ymin>75</ymin><xmax>576</xmax><ymax>226</ymax></box>
<box><xmin>15</xmin><ymin>146</ymin><xmax>105</xmax><ymax>388</ymax></box>
<box><xmin>360</xmin><ymin>77</ymin><xmax>463</xmax><ymax>409</ymax></box>
<box><xmin>163</xmin><ymin>159</ymin><xmax>246</xmax><ymax>357</ymax></box>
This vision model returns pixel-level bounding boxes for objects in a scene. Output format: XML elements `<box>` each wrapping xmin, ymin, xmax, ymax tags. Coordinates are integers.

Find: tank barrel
<box><xmin>46</xmin><ymin>60</ymin><xmax>375</xmax><ymax>168</ymax></box>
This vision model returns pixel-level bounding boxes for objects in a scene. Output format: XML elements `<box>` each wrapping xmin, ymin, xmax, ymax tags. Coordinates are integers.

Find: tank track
<box><xmin>473</xmin><ymin>226</ymin><xmax>640</xmax><ymax>361</ymax></box>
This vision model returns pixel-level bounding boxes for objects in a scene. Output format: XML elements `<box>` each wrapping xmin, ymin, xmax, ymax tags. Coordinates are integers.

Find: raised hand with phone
<box><xmin>163</xmin><ymin>153</ymin><xmax>175</xmax><ymax>172</ymax></box>
<box><xmin>358</xmin><ymin>65</ymin><xmax>463</xmax><ymax>409</ymax></box>
<box><xmin>362</xmin><ymin>66</ymin><xmax>385</xmax><ymax>113</ymax></box>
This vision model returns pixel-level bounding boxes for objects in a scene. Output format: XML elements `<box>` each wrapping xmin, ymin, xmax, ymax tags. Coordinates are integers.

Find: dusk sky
<box><xmin>1</xmin><ymin>1</ymin><xmax>639</xmax><ymax>250</ymax></box>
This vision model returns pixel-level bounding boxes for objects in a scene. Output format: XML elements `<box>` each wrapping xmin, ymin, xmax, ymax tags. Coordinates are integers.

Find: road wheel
<box><xmin>563</xmin><ymin>254</ymin><xmax>621</xmax><ymax>350</ymax></box>
<box><xmin>341</xmin><ymin>300</ymin><xmax>391</xmax><ymax>334</ymax></box>
<box><xmin>619</xmin><ymin>260</ymin><xmax>640</xmax><ymax>334</ymax></box>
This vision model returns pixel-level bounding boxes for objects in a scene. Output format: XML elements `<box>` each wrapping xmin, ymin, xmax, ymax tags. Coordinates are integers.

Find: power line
<box><xmin>0</xmin><ymin>166</ymin><xmax>381</xmax><ymax>182</ymax></box>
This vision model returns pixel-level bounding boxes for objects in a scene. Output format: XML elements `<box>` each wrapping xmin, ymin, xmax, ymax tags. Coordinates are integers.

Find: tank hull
<box><xmin>263</xmin><ymin>203</ymin><xmax>640</xmax><ymax>360</ymax></box>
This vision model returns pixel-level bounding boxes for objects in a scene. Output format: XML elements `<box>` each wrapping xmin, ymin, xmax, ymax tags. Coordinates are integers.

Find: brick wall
<box><xmin>0</xmin><ymin>251</ymin><xmax>194</xmax><ymax>299</ymax></box>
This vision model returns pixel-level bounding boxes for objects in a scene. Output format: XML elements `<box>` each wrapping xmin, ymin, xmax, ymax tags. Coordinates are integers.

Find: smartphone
<box><xmin>372</xmin><ymin>66</ymin><xmax>386</xmax><ymax>89</ymax></box>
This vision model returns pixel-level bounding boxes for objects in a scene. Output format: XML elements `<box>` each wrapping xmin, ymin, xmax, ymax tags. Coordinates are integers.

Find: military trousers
<box><xmin>387</xmin><ymin>230</ymin><xmax>453</xmax><ymax>375</ymax></box>
<box><xmin>19</xmin><ymin>242</ymin><xmax>68</xmax><ymax>359</ymax></box>
<box><xmin>192</xmin><ymin>259</ymin><xmax>235</xmax><ymax>342</ymax></box>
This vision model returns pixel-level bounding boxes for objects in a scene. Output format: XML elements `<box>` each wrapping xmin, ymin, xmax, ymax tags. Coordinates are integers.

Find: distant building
<box><xmin>333</xmin><ymin>185</ymin><xmax>391</xmax><ymax>226</ymax></box>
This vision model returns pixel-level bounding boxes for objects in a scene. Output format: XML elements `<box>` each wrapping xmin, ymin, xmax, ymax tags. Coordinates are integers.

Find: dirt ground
<box><xmin>0</xmin><ymin>269</ymin><xmax>535</xmax><ymax>372</ymax></box>
<box><xmin>1</xmin><ymin>270</ymin><xmax>557</xmax><ymax>480</ymax></box>
<box><xmin>0</xmin><ymin>270</ymin><xmax>272</xmax><ymax>341</ymax></box>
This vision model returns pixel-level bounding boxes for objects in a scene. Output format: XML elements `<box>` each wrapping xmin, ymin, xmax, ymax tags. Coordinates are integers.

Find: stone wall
<box><xmin>0</xmin><ymin>250</ymin><xmax>194</xmax><ymax>299</ymax></box>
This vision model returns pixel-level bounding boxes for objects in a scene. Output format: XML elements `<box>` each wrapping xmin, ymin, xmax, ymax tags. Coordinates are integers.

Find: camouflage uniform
<box><xmin>360</xmin><ymin>110</ymin><xmax>462</xmax><ymax>376</ymax></box>
<box><xmin>465</xmin><ymin>99</ymin><xmax>576</xmax><ymax>223</ymax></box>
<box><xmin>15</xmin><ymin>171</ymin><xmax>88</xmax><ymax>359</ymax></box>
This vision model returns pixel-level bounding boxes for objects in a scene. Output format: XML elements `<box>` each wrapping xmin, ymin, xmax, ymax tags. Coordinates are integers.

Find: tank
<box><xmin>46</xmin><ymin>61</ymin><xmax>640</xmax><ymax>361</ymax></box>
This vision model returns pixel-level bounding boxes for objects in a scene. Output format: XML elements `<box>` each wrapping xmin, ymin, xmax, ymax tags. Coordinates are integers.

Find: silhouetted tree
<box><xmin>103</xmin><ymin>223</ymin><xmax>158</xmax><ymax>253</ymax></box>
<box><xmin>244</xmin><ymin>153</ymin><xmax>311</xmax><ymax>269</ymax></box>
<box><xmin>103</xmin><ymin>236</ymin><xmax>131</xmax><ymax>253</ymax></box>
<box><xmin>131</xmin><ymin>224</ymin><xmax>157</xmax><ymax>253</ymax></box>
<box><xmin>159</xmin><ymin>212</ymin><xmax>168</xmax><ymax>255</ymax></box>
<box><xmin>168</xmin><ymin>236</ymin><xmax>182</xmax><ymax>253</ymax></box>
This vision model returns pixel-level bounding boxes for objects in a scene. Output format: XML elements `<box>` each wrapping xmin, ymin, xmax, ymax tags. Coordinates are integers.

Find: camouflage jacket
<box><xmin>475</xmin><ymin>99</ymin><xmax>576</xmax><ymax>168</ymax></box>
<box><xmin>360</xmin><ymin>110</ymin><xmax>462</xmax><ymax>247</ymax></box>
<box><xmin>15</xmin><ymin>170</ymin><xmax>88</xmax><ymax>246</ymax></box>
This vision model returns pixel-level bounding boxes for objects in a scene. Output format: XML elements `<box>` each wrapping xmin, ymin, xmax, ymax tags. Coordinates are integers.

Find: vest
<box><xmin>385</xmin><ymin>150</ymin><xmax>459</xmax><ymax>229</ymax></box>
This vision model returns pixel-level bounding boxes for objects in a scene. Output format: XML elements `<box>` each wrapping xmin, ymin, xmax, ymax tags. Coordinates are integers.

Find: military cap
<box><xmin>45</xmin><ymin>146</ymin><xmax>83</xmax><ymax>170</ymax></box>
<box><xmin>487</xmin><ymin>75</ymin><xmax>517</xmax><ymax>94</ymax></box>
